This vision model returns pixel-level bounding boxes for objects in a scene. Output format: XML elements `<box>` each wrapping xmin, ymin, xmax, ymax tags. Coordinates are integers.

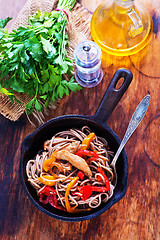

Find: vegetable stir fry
<box><xmin>26</xmin><ymin>127</ymin><xmax>115</xmax><ymax>213</ymax></box>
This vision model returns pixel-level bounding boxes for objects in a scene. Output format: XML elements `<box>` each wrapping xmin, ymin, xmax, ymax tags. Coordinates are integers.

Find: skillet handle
<box><xmin>93</xmin><ymin>68</ymin><xmax>133</xmax><ymax>124</ymax></box>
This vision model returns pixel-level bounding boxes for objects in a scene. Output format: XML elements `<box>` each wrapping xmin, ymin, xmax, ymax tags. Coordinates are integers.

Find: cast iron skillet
<box><xmin>20</xmin><ymin>68</ymin><xmax>133</xmax><ymax>222</ymax></box>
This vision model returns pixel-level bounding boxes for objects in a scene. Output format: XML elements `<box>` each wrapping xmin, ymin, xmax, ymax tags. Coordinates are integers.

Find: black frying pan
<box><xmin>20</xmin><ymin>68</ymin><xmax>133</xmax><ymax>221</ymax></box>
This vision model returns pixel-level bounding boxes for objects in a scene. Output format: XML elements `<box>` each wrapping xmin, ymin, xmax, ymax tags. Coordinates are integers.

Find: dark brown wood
<box><xmin>0</xmin><ymin>0</ymin><xmax>160</xmax><ymax>239</ymax></box>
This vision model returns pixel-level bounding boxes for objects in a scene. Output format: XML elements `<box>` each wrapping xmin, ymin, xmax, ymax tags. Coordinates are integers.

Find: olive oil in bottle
<box><xmin>90</xmin><ymin>0</ymin><xmax>153</xmax><ymax>56</ymax></box>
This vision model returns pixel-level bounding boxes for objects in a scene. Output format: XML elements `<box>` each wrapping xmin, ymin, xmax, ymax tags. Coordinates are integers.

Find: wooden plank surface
<box><xmin>0</xmin><ymin>0</ymin><xmax>160</xmax><ymax>239</ymax></box>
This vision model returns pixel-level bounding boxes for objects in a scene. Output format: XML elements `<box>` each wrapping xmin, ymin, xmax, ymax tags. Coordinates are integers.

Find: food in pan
<box><xmin>26</xmin><ymin>126</ymin><xmax>115</xmax><ymax>213</ymax></box>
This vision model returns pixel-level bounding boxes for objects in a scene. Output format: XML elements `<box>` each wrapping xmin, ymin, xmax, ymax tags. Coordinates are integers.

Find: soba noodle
<box><xmin>26</xmin><ymin>126</ymin><xmax>115</xmax><ymax>212</ymax></box>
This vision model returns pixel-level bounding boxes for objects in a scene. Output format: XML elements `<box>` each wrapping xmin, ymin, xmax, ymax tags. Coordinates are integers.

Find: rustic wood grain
<box><xmin>0</xmin><ymin>0</ymin><xmax>160</xmax><ymax>239</ymax></box>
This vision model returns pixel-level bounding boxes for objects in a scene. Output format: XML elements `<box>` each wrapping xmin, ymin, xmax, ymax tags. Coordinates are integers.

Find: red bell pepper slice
<box><xmin>91</xmin><ymin>186</ymin><xmax>110</xmax><ymax>193</ymax></box>
<box><xmin>39</xmin><ymin>195</ymin><xmax>49</xmax><ymax>204</ymax></box>
<box><xmin>48</xmin><ymin>194</ymin><xmax>66</xmax><ymax>211</ymax></box>
<box><xmin>97</xmin><ymin>175</ymin><xmax>103</xmax><ymax>182</ymax></box>
<box><xmin>77</xmin><ymin>185</ymin><xmax>93</xmax><ymax>201</ymax></box>
<box><xmin>38</xmin><ymin>186</ymin><xmax>65</xmax><ymax>211</ymax></box>
<box><xmin>77</xmin><ymin>184</ymin><xmax>110</xmax><ymax>200</ymax></box>
<box><xmin>39</xmin><ymin>186</ymin><xmax>53</xmax><ymax>196</ymax></box>
<box><xmin>78</xmin><ymin>171</ymin><xmax>85</xmax><ymax>180</ymax></box>
<box><xmin>76</xmin><ymin>150</ymin><xmax>99</xmax><ymax>160</ymax></box>
<box><xmin>97</xmin><ymin>167</ymin><xmax>110</xmax><ymax>191</ymax></box>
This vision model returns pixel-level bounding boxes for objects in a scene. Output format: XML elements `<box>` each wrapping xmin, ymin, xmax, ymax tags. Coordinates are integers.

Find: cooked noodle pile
<box><xmin>26</xmin><ymin>126</ymin><xmax>115</xmax><ymax>212</ymax></box>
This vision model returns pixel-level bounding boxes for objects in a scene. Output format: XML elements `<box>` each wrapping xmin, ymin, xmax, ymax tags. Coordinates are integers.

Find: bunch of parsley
<box><xmin>0</xmin><ymin>0</ymin><xmax>81</xmax><ymax>114</ymax></box>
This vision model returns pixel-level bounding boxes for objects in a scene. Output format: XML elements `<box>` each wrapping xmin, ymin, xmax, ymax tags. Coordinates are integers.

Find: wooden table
<box><xmin>0</xmin><ymin>0</ymin><xmax>160</xmax><ymax>239</ymax></box>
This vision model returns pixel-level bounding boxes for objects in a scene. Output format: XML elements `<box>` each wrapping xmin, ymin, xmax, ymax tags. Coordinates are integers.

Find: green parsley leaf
<box><xmin>35</xmin><ymin>100</ymin><xmax>43</xmax><ymax>111</ymax></box>
<box><xmin>57</xmin><ymin>84</ymin><xmax>66</xmax><ymax>98</ymax></box>
<box><xmin>0</xmin><ymin>84</ymin><xmax>13</xmax><ymax>95</ymax></box>
<box><xmin>0</xmin><ymin>17</ymin><xmax>12</xmax><ymax>29</ymax></box>
<box><xmin>40</xmin><ymin>36</ymin><xmax>56</xmax><ymax>54</ymax></box>
<box><xmin>67</xmin><ymin>77</ymin><xmax>82</xmax><ymax>92</ymax></box>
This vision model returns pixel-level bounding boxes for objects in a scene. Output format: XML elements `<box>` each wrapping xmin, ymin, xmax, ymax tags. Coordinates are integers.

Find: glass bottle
<box><xmin>90</xmin><ymin>0</ymin><xmax>153</xmax><ymax>56</ymax></box>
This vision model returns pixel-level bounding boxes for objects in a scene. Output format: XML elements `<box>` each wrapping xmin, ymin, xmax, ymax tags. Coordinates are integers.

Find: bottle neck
<box><xmin>114</xmin><ymin>0</ymin><xmax>134</xmax><ymax>9</ymax></box>
<box><xmin>113</xmin><ymin>0</ymin><xmax>135</xmax><ymax>15</ymax></box>
<box><xmin>111</xmin><ymin>0</ymin><xmax>135</xmax><ymax>25</ymax></box>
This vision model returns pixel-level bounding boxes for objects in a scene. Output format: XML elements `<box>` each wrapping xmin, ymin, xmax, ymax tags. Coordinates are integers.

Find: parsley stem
<box><xmin>57</xmin><ymin>0</ymin><xmax>76</xmax><ymax>11</ymax></box>
<box><xmin>34</xmin><ymin>67</ymin><xmax>40</xmax><ymax>83</ymax></box>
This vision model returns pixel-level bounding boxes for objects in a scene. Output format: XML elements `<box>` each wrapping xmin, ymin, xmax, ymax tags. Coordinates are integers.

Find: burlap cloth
<box><xmin>0</xmin><ymin>0</ymin><xmax>91</xmax><ymax>122</ymax></box>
